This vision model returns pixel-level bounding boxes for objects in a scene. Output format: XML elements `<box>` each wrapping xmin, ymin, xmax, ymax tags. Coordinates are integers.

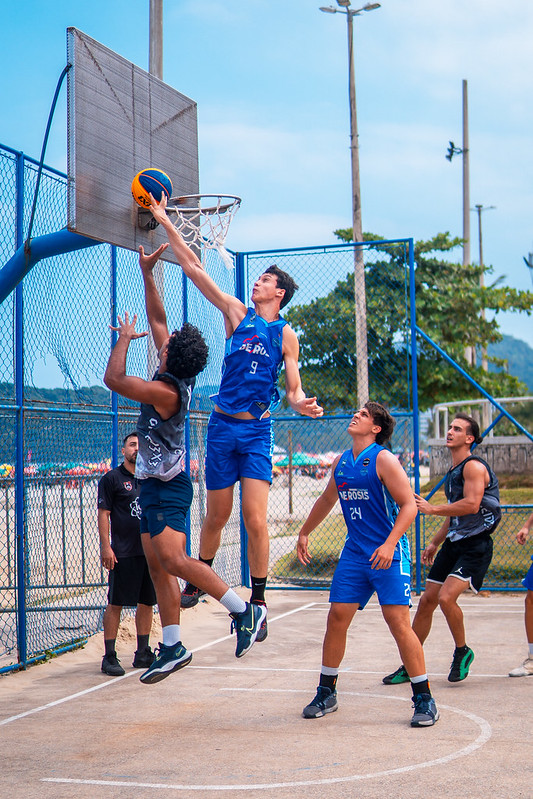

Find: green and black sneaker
<box><xmin>448</xmin><ymin>646</ymin><xmax>474</xmax><ymax>682</ymax></box>
<box><xmin>382</xmin><ymin>664</ymin><xmax>410</xmax><ymax>685</ymax></box>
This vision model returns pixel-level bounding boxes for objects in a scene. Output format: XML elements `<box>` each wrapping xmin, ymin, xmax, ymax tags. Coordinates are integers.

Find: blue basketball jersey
<box><xmin>334</xmin><ymin>443</ymin><xmax>410</xmax><ymax>565</ymax></box>
<box><xmin>211</xmin><ymin>308</ymin><xmax>287</xmax><ymax>419</ymax></box>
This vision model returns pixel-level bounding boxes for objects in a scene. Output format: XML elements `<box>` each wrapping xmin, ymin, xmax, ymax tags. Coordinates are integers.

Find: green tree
<box><xmin>284</xmin><ymin>231</ymin><xmax>533</xmax><ymax>412</ymax></box>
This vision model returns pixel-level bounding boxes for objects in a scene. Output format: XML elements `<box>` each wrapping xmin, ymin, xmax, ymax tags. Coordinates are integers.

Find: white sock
<box><xmin>410</xmin><ymin>673</ymin><xmax>428</xmax><ymax>683</ymax></box>
<box><xmin>162</xmin><ymin>624</ymin><xmax>181</xmax><ymax>647</ymax></box>
<box><xmin>219</xmin><ymin>589</ymin><xmax>247</xmax><ymax>615</ymax></box>
<box><xmin>321</xmin><ymin>665</ymin><xmax>339</xmax><ymax>677</ymax></box>
<box><xmin>528</xmin><ymin>643</ymin><xmax>533</xmax><ymax>657</ymax></box>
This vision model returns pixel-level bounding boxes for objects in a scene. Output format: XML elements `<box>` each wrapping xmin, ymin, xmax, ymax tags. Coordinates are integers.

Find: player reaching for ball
<box><xmin>104</xmin><ymin>244</ymin><xmax>266</xmax><ymax>684</ymax></box>
<box><xmin>147</xmin><ymin>193</ymin><xmax>323</xmax><ymax>641</ymax></box>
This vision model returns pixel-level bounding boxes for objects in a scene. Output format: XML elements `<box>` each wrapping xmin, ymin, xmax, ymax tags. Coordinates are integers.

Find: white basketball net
<box><xmin>166</xmin><ymin>194</ymin><xmax>241</xmax><ymax>270</ymax></box>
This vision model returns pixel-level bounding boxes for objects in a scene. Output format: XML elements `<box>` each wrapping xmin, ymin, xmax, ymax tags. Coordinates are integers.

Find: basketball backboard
<box><xmin>66</xmin><ymin>28</ymin><xmax>199</xmax><ymax>262</ymax></box>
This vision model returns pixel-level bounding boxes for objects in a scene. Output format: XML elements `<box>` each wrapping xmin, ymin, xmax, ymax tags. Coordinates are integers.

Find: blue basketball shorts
<box><xmin>329</xmin><ymin>547</ymin><xmax>412</xmax><ymax>608</ymax></box>
<box><xmin>205</xmin><ymin>411</ymin><xmax>273</xmax><ymax>490</ymax></box>
<box><xmin>139</xmin><ymin>471</ymin><xmax>193</xmax><ymax>537</ymax></box>
<box><xmin>522</xmin><ymin>556</ymin><xmax>533</xmax><ymax>591</ymax></box>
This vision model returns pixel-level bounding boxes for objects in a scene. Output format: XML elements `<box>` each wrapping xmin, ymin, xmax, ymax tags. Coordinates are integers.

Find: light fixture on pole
<box><xmin>319</xmin><ymin>1</ymin><xmax>381</xmax><ymax>405</ymax></box>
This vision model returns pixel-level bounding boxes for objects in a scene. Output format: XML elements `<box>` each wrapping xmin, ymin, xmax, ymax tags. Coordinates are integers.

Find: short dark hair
<box><xmin>264</xmin><ymin>265</ymin><xmax>299</xmax><ymax>309</ymax></box>
<box><xmin>454</xmin><ymin>412</ymin><xmax>483</xmax><ymax>447</ymax></box>
<box><xmin>365</xmin><ymin>401</ymin><xmax>395</xmax><ymax>445</ymax></box>
<box><xmin>123</xmin><ymin>432</ymin><xmax>138</xmax><ymax>446</ymax></box>
<box><xmin>166</xmin><ymin>322</ymin><xmax>209</xmax><ymax>379</ymax></box>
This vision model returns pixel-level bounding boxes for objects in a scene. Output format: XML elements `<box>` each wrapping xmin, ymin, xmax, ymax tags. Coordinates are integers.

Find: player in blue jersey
<box><xmin>383</xmin><ymin>412</ymin><xmax>500</xmax><ymax>686</ymax></box>
<box><xmin>104</xmin><ymin>245</ymin><xmax>266</xmax><ymax>683</ymax></box>
<box><xmin>509</xmin><ymin>510</ymin><xmax>533</xmax><ymax>677</ymax></box>
<box><xmin>297</xmin><ymin>402</ymin><xmax>439</xmax><ymax>727</ymax></box>
<box><xmin>148</xmin><ymin>195</ymin><xmax>323</xmax><ymax>641</ymax></box>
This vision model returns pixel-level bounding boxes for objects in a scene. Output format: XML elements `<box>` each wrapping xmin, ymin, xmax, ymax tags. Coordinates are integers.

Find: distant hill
<box><xmin>488</xmin><ymin>335</ymin><xmax>533</xmax><ymax>393</ymax></box>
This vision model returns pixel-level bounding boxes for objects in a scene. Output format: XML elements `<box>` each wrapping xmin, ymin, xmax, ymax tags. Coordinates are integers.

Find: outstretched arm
<box><xmin>282</xmin><ymin>325</ymin><xmax>323</xmax><ymax>418</ymax></box>
<box><xmin>139</xmin><ymin>243</ymin><xmax>170</xmax><ymax>351</ymax></box>
<box><xmin>104</xmin><ymin>312</ymin><xmax>178</xmax><ymax>417</ymax></box>
<box><xmin>148</xmin><ymin>194</ymin><xmax>246</xmax><ymax>337</ymax></box>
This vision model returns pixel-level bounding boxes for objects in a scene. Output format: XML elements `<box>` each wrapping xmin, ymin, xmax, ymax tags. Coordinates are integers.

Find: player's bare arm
<box><xmin>517</xmin><ymin>511</ymin><xmax>533</xmax><ymax>545</ymax></box>
<box><xmin>148</xmin><ymin>194</ymin><xmax>246</xmax><ymax>337</ymax></box>
<box><xmin>297</xmin><ymin>458</ymin><xmax>340</xmax><ymax>565</ymax></box>
<box><xmin>139</xmin><ymin>242</ymin><xmax>170</xmax><ymax>351</ymax></box>
<box><xmin>282</xmin><ymin>325</ymin><xmax>323</xmax><ymax>418</ymax></box>
<box><xmin>370</xmin><ymin>449</ymin><xmax>417</xmax><ymax>569</ymax></box>
<box><xmin>98</xmin><ymin>508</ymin><xmax>117</xmax><ymax>570</ymax></box>
<box><xmin>421</xmin><ymin>520</ymin><xmax>449</xmax><ymax>565</ymax></box>
<box><xmin>414</xmin><ymin>459</ymin><xmax>488</xmax><ymax>517</ymax></box>
<box><xmin>104</xmin><ymin>312</ymin><xmax>179</xmax><ymax>418</ymax></box>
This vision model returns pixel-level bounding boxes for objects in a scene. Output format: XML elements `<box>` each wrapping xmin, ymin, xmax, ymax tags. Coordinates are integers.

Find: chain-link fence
<box><xmin>1</xmin><ymin>142</ymin><xmax>530</xmax><ymax>674</ymax></box>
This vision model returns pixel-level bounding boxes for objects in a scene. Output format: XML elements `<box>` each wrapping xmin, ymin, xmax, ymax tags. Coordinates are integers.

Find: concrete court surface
<box><xmin>1</xmin><ymin>589</ymin><xmax>532</xmax><ymax>799</ymax></box>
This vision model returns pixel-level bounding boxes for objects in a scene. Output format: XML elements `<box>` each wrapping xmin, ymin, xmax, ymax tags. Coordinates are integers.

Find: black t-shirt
<box><xmin>97</xmin><ymin>464</ymin><xmax>143</xmax><ymax>558</ymax></box>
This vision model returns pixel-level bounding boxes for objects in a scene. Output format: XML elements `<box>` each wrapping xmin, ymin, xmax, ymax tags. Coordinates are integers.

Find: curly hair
<box><xmin>264</xmin><ymin>265</ymin><xmax>299</xmax><ymax>309</ymax></box>
<box><xmin>165</xmin><ymin>323</ymin><xmax>209</xmax><ymax>379</ymax></box>
<box><xmin>364</xmin><ymin>401</ymin><xmax>395</xmax><ymax>445</ymax></box>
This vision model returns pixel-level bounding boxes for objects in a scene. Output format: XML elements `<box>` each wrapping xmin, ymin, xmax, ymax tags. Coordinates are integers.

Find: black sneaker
<box><xmin>132</xmin><ymin>646</ymin><xmax>155</xmax><ymax>669</ymax></box>
<box><xmin>252</xmin><ymin>602</ymin><xmax>268</xmax><ymax>642</ymax></box>
<box><xmin>382</xmin><ymin>664</ymin><xmax>409</xmax><ymax>685</ymax></box>
<box><xmin>181</xmin><ymin>584</ymin><xmax>207</xmax><ymax>609</ymax></box>
<box><xmin>410</xmin><ymin>693</ymin><xmax>439</xmax><ymax>727</ymax></box>
<box><xmin>302</xmin><ymin>686</ymin><xmax>338</xmax><ymax>719</ymax></box>
<box><xmin>448</xmin><ymin>646</ymin><xmax>474</xmax><ymax>682</ymax></box>
<box><xmin>101</xmin><ymin>652</ymin><xmax>125</xmax><ymax>677</ymax></box>
<box><xmin>139</xmin><ymin>642</ymin><xmax>192</xmax><ymax>684</ymax></box>
<box><xmin>230</xmin><ymin>602</ymin><xmax>267</xmax><ymax>658</ymax></box>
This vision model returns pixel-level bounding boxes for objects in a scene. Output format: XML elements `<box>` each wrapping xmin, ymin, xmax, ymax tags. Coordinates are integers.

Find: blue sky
<box><xmin>3</xmin><ymin>0</ymin><xmax>533</xmax><ymax>347</ymax></box>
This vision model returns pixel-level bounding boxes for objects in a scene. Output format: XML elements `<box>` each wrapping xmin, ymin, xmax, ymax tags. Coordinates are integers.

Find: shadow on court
<box><xmin>0</xmin><ymin>590</ymin><xmax>529</xmax><ymax>799</ymax></box>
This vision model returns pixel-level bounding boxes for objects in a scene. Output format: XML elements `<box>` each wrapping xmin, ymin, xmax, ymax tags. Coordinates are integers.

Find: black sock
<box><xmin>411</xmin><ymin>679</ymin><xmax>430</xmax><ymax>696</ymax></box>
<box><xmin>455</xmin><ymin>645</ymin><xmax>469</xmax><ymax>654</ymax></box>
<box><xmin>319</xmin><ymin>672</ymin><xmax>338</xmax><ymax>692</ymax></box>
<box><xmin>250</xmin><ymin>576</ymin><xmax>267</xmax><ymax>605</ymax></box>
<box><xmin>137</xmin><ymin>634</ymin><xmax>149</xmax><ymax>652</ymax></box>
<box><xmin>104</xmin><ymin>638</ymin><xmax>116</xmax><ymax>656</ymax></box>
<box><xmin>186</xmin><ymin>557</ymin><xmax>214</xmax><ymax>592</ymax></box>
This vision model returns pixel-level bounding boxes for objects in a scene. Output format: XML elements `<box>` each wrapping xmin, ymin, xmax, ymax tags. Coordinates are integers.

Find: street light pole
<box><xmin>473</xmin><ymin>203</ymin><xmax>495</xmax><ymax>373</ymax></box>
<box><xmin>319</xmin><ymin>1</ymin><xmax>380</xmax><ymax>405</ymax></box>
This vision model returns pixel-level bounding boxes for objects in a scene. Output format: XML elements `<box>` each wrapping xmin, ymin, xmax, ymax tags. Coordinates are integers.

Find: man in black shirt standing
<box><xmin>383</xmin><ymin>412</ymin><xmax>501</xmax><ymax>685</ymax></box>
<box><xmin>98</xmin><ymin>432</ymin><xmax>157</xmax><ymax>676</ymax></box>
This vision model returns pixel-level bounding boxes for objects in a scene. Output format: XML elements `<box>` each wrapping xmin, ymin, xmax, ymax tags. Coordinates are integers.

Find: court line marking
<box><xmin>41</xmin><ymin>690</ymin><xmax>492</xmax><ymax>791</ymax></box>
<box><xmin>0</xmin><ymin>602</ymin><xmax>317</xmax><ymax>728</ymax></box>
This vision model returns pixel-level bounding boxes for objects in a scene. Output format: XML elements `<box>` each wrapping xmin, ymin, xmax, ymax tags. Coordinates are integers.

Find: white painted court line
<box><xmin>0</xmin><ymin>601</ymin><xmax>318</xmax><ymax>728</ymax></box>
<box><xmin>41</xmin><ymin>690</ymin><xmax>492</xmax><ymax>791</ymax></box>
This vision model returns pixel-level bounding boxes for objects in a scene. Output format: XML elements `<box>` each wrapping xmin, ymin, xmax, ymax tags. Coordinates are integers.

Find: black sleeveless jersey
<box><xmin>444</xmin><ymin>454</ymin><xmax>501</xmax><ymax>541</ymax></box>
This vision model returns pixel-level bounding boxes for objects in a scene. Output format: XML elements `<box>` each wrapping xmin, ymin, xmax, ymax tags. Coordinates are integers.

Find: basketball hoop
<box><xmin>166</xmin><ymin>194</ymin><xmax>241</xmax><ymax>270</ymax></box>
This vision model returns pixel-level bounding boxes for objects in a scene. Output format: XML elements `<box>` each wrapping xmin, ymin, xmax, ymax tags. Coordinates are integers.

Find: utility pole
<box><xmin>473</xmin><ymin>203</ymin><xmax>495</xmax><ymax>372</ymax></box>
<box><xmin>446</xmin><ymin>79</ymin><xmax>472</xmax><ymax>364</ymax></box>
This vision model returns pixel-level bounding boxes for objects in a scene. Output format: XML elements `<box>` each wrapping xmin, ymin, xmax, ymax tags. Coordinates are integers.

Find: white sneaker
<box><xmin>509</xmin><ymin>656</ymin><xmax>533</xmax><ymax>677</ymax></box>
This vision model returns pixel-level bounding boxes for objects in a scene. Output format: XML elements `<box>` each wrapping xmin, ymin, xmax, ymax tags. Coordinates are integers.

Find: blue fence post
<box><xmin>14</xmin><ymin>151</ymin><xmax>27</xmax><ymax>664</ymax></box>
<box><xmin>408</xmin><ymin>239</ymin><xmax>422</xmax><ymax>594</ymax></box>
<box><xmin>182</xmin><ymin>267</ymin><xmax>193</xmax><ymax>556</ymax></box>
<box><xmin>234</xmin><ymin>252</ymin><xmax>250</xmax><ymax>587</ymax></box>
<box><xmin>110</xmin><ymin>246</ymin><xmax>118</xmax><ymax>468</ymax></box>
